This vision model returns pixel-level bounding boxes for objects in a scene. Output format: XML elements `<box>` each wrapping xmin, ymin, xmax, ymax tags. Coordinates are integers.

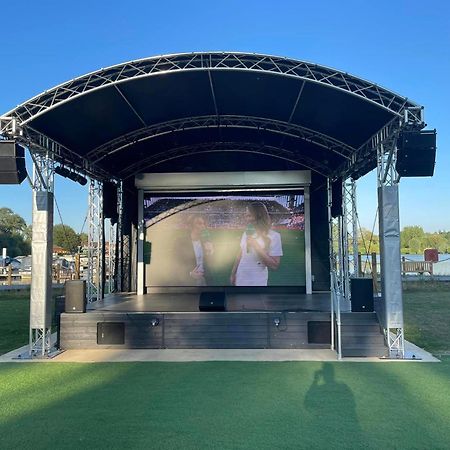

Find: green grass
<box><xmin>0</xmin><ymin>292</ymin><xmax>30</xmax><ymax>355</ymax></box>
<box><xmin>403</xmin><ymin>282</ymin><xmax>450</xmax><ymax>355</ymax></box>
<box><xmin>0</xmin><ymin>360</ymin><xmax>449</xmax><ymax>449</ymax></box>
<box><xmin>0</xmin><ymin>290</ymin><xmax>62</xmax><ymax>355</ymax></box>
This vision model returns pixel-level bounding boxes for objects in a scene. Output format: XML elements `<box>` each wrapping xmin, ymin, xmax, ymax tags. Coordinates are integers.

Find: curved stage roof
<box><xmin>2</xmin><ymin>52</ymin><xmax>422</xmax><ymax>181</ymax></box>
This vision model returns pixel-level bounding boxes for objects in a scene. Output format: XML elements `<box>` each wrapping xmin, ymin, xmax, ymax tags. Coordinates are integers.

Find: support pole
<box><xmin>376</xmin><ymin>127</ymin><xmax>405</xmax><ymax>358</ymax></box>
<box><xmin>304</xmin><ymin>186</ymin><xmax>312</xmax><ymax>294</ymax></box>
<box><xmin>29</xmin><ymin>151</ymin><xmax>54</xmax><ymax>357</ymax></box>
<box><xmin>87</xmin><ymin>179</ymin><xmax>103</xmax><ymax>302</ymax></box>
<box><xmin>137</xmin><ymin>189</ymin><xmax>144</xmax><ymax>295</ymax></box>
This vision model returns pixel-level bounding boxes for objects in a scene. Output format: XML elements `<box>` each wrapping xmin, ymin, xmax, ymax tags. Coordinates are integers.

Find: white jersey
<box><xmin>235</xmin><ymin>229</ymin><xmax>283</xmax><ymax>286</ymax></box>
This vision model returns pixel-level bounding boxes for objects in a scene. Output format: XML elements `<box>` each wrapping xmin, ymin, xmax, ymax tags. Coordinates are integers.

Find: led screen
<box><xmin>144</xmin><ymin>194</ymin><xmax>305</xmax><ymax>287</ymax></box>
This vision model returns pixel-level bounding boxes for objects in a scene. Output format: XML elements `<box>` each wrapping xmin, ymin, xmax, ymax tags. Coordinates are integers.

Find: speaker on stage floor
<box><xmin>0</xmin><ymin>141</ymin><xmax>27</xmax><ymax>184</ymax></box>
<box><xmin>396</xmin><ymin>130</ymin><xmax>436</xmax><ymax>177</ymax></box>
<box><xmin>199</xmin><ymin>292</ymin><xmax>226</xmax><ymax>311</ymax></box>
<box><xmin>65</xmin><ymin>280</ymin><xmax>86</xmax><ymax>313</ymax></box>
<box><xmin>350</xmin><ymin>278</ymin><xmax>374</xmax><ymax>312</ymax></box>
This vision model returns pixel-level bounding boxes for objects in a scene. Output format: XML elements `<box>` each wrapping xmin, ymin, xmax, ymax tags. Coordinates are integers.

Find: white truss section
<box><xmin>87</xmin><ymin>180</ymin><xmax>103</xmax><ymax>302</ymax></box>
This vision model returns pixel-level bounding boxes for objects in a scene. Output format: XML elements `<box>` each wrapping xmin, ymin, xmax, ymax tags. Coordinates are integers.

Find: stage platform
<box><xmin>60</xmin><ymin>292</ymin><xmax>334</xmax><ymax>350</ymax></box>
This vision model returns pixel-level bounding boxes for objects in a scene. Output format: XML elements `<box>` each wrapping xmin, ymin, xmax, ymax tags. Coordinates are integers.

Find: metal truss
<box><xmin>116</xmin><ymin>181</ymin><xmax>123</xmax><ymax>292</ymax></box>
<box><xmin>5</xmin><ymin>52</ymin><xmax>418</xmax><ymax>125</ymax></box>
<box><xmin>342</xmin><ymin>179</ymin><xmax>359</xmax><ymax>298</ymax></box>
<box><xmin>107</xmin><ymin>221</ymin><xmax>117</xmax><ymax>294</ymax></box>
<box><xmin>0</xmin><ymin>116</ymin><xmax>113</xmax><ymax>181</ymax></box>
<box><xmin>87</xmin><ymin>179</ymin><xmax>104</xmax><ymax>302</ymax></box>
<box><xmin>374</xmin><ymin>111</ymin><xmax>425</xmax><ymax>359</ymax></box>
<box><xmin>29</xmin><ymin>150</ymin><xmax>54</xmax><ymax>357</ymax></box>
<box><xmin>328</xmin><ymin>179</ymin><xmax>343</xmax><ymax>359</ymax></box>
<box><xmin>86</xmin><ymin>115</ymin><xmax>355</xmax><ymax>164</ymax></box>
<box><xmin>121</xmin><ymin>141</ymin><xmax>332</xmax><ymax>178</ymax></box>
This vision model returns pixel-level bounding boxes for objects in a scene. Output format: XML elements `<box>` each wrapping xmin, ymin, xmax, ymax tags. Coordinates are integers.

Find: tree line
<box><xmin>1</xmin><ymin>207</ymin><xmax>449</xmax><ymax>257</ymax></box>
<box><xmin>358</xmin><ymin>225</ymin><xmax>450</xmax><ymax>254</ymax></box>
<box><xmin>0</xmin><ymin>207</ymin><xmax>87</xmax><ymax>257</ymax></box>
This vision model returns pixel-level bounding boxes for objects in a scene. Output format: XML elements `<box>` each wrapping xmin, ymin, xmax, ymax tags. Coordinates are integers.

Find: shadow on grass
<box><xmin>0</xmin><ymin>360</ymin><xmax>449</xmax><ymax>449</ymax></box>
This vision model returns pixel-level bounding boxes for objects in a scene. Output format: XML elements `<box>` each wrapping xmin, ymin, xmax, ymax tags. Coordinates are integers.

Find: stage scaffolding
<box><xmin>0</xmin><ymin>52</ymin><xmax>430</xmax><ymax>359</ymax></box>
<box><xmin>87</xmin><ymin>179</ymin><xmax>104</xmax><ymax>303</ymax></box>
<box><xmin>29</xmin><ymin>150</ymin><xmax>54</xmax><ymax>357</ymax></box>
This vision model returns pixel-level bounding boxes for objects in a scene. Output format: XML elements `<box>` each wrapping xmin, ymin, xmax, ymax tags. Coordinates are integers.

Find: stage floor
<box><xmin>89</xmin><ymin>292</ymin><xmax>331</xmax><ymax>313</ymax></box>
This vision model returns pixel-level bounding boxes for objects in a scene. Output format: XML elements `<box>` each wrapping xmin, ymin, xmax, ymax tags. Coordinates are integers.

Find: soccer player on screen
<box><xmin>230</xmin><ymin>202</ymin><xmax>283</xmax><ymax>286</ymax></box>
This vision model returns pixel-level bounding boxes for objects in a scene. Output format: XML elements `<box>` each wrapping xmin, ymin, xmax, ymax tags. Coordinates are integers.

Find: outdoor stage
<box><xmin>0</xmin><ymin>51</ymin><xmax>434</xmax><ymax>359</ymax></box>
<box><xmin>60</xmin><ymin>292</ymin><xmax>331</xmax><ymax>350</ymax></box>
<box><xmin>59</xmin><ymin>292</ymin><xmax>386</xmax><ymax>357</ymax></box>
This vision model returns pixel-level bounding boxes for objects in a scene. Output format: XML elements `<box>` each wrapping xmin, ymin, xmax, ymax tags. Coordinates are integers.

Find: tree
<box><xmin>0</xmin><ymin>208</ymin><xmax>31</xmax><ymax>257</ymax></box>
<box><xmin>0</xmin><ymin>207</ymin><xmax>27</xmax><ymax>236</ymax></box>
<box><xmin>53</xmin><ymin>224</ymin><xmax>81</xmax><ymax>253</ymax></box>
<box><xmin>401</xmin><ymin>226</ymin><xmax>425</xmax><ymax>251</ymax></box>
<box><xmin>79</xmin><ymin>232</ymin><xmax>88</xmax><ymax>247</ymax></box>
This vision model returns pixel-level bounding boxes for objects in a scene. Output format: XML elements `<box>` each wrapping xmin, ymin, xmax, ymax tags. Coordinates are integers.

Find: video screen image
<box><xmin>144</xmin><ymin>193</ymin><xmax>305</xmax><ymax>287</ymax></box>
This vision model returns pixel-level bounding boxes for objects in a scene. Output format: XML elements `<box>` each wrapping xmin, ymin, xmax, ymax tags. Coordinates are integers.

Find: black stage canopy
<box><xmin>2</xmin><ymin>52</ymin><xmax>422</xmax><ymax>181</ymax></box>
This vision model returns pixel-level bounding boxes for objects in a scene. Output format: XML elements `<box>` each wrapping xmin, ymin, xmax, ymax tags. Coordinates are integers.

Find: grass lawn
<box><xmin>403</xmin><ymin>281</ymin><xmax>450</xmax><ymax>355</ymax></box>
<box><xmin>0</xmin><ymin>359</ymin><xmax>449</xmax><ymax>449</ymax></box>
<box><xmin>0</xmin><ymin>285</ymin><xmax>449</xmax><ymax>448</ymax></box>
<box><xmin>0</xmin><ymin>290</ymin><xmax>62</xmax><ymax>355</ymax></box>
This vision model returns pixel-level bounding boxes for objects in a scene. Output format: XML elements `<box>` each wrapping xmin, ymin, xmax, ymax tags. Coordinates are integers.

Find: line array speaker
<box><xmin>0</xmin><ymin>141</ymin><xmax>27</xmax><ymax>184</ymax></box>
<box><xmin>396</xmin><ymin>130</ymin><xmax>436</xmax><ymax>177</ymax></box>
<box><xmin>331</xmin><ymin>177</ymin><xmax>343</xmax><ymax>217</ymax></box>
<box><xmin>103</xmin><ymin>181</ymin><xmax>118</xmax><ymax>224</ymax></box>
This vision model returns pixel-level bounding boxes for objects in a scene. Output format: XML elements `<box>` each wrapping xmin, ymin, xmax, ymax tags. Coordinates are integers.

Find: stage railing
<box><xmin>331</xmin><ymin>271</ymin><xmax>342</xmax><ymax>360</ymax></box>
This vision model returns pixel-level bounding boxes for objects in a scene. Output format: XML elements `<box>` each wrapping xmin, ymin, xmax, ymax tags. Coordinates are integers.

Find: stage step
<box><xmin>340</xmin><ymin>312</ymin><xmax>387</xmax><ymax>358</ymax></box>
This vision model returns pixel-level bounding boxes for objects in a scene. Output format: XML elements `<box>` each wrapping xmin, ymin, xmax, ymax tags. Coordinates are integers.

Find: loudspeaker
<box><xmin>65</xmin><ymin>280</ymin><xmax>86</xmax><ymax>313</ymax></box>
<box><xmin>103</xmin><ymin>181</ymin><xmax>118</xmax><ymax>224</ymax></box>
<box><xmin>308</xmin><ymin>321</ymin><xmax>331</xmax><ymax>344</ymax></box>
<box><xmin>97</xmin><ymin>322</ymin><xmax>125</xmax><ymax>345</ymax></box>
<box><xmin>350</xmin><ymin>278</ymin><xmax>374</xmax><ymax>312</ymax></box>
<box><xmin>199</xmin><ymin>292</ymin><xmax>226</xmax><ymax>311</ymax></box>
<box><xmin>396</xmin><ymin>130</ymin><xmax>436</xmax><ymax>177</ymax></box>
<box><xmin>0</xmin><ymin>141</ymin><xmax>27</xmax><ymax>184</ymax></box>
<box><xmin>331</xmin><ymin>177</ymin><xmax>343</xmax><ymax>217</ymax></box>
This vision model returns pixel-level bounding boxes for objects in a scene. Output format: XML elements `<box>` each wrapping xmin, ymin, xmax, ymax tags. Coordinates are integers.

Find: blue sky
<box><xmin>1</xmin><ymin>0</ymin><xmax>449</xmax><ymax>232</ymax></box>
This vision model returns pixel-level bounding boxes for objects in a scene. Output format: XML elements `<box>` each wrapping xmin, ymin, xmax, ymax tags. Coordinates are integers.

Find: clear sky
<box><xmin>1</xmin><ymin>0</ymin><xmax>449</xmax><ymax>233</ymax></box>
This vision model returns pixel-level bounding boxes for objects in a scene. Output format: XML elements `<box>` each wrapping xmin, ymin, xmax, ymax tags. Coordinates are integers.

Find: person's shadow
<box><xmin>304</xmin><ymin>363</ymin><xmax>363</xmax><ymax>446</ymax></box>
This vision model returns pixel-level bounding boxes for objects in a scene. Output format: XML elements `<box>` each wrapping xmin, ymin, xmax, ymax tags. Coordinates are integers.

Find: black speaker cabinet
<box><xmin>396</xmin><ymin>130</ymin><xmax>436</xmax><ymax>177</ymax></box>
<box><xmin>97</xmin><ymin>322</ymin><xmax>125</xmax><ymax>345</ymax></box>
<box><xmin>199</xmin><ymin>292</ymin><xmax>226</xmax><ymax>311</ymax></box>
<box><xmin>103</xmin><ymin>181</ymin><xmax>118</xmax><ymax>223</ymax></box>
<box><xmin>0</xmin><ymin>141</ymin><xmax>27</xmax><ymax>184</ymax></box>
<box><xmin>65</xmin><ymin>280</ymin><xmax>86</xmax><ymax>313</ymax></box>
<box><xmin>351</xmin><ymin>278</ymin><xmax>374</xmax><ymax>312</ymax></box>
<box><xmin>331</xmin><ymin>177</ymin><xmax>343</xmax><ymax>217</ymax></box>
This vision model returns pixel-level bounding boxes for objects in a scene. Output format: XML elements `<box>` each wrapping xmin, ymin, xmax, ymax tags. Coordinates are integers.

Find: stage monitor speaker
<box><xmin>103</xmin><ymin>181</ymin><xmax>118</xmax><ymax>223</ymax></box>
<box><xmin>97</xmin><ymin>322</ymin><xmax>125</xmax><ymax>345</ymax></box>
<box><xmin>199</xmin><ymin>292</ymin><xmax>226</xmax><ymax>311</ymax></box>
<box><xmin>331</xmin><ymin>177</ymin><xmax>343</xmax><ymax>217</ymax></box>
<box><xmin>396</xmin><ymin>130</ymin><xmax>436</xmax><ymax>177</ymax></box>
<box><xmin>65</xmin><ymin>280</ymin><xmax>86</xmax><ymax>313</ymax></box>
<box><xmin>0</xmin><ymin>141</ymin><xmax>27</xmax><ymax>184</ymax></box>
<box><xmin>350</xmin><ymin>278</ymin><xmax>374</xmax><ymax>312</ymax></box>
<box><xmin>308</xmin><ymin>321</ymin><xmax>331</xmax><ymax>344</ymax></box>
